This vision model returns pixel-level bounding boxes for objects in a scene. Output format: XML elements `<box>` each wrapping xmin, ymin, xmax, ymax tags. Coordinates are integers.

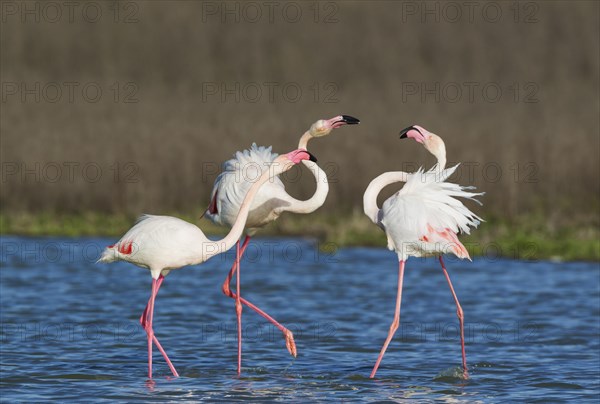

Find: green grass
<box><xmin>1</xmin><ymin>211</ymin><xmax>598</xmax><ymax>261</ymax></box>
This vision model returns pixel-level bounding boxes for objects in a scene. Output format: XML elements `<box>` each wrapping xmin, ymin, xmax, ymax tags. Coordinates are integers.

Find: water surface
<box><xmin>1</xmin><ymin>236</ymin><xmax>599</xmax><ymax>402</ymax></box>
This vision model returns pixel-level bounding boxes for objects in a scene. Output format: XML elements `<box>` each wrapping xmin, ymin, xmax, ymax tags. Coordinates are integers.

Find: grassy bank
<box><xmin>1</xmin><ymin>211</ymin><xmax>598</xmax><ymax>262</ymax></box>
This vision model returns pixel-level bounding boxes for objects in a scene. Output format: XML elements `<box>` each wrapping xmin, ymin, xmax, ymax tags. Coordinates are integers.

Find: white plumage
<box><xmin>98</xmin><ymin>214</ymin><xmax>213</xmax><ymax>277</ymax></box>
<box><xmin>206</xmin><ymin>143</ymin><xmax>289</xmax><ymax>232</ymax></box>
<box><xmin>380</xmin><ymin>164</ymin><xmax>483</xmax><ymax>260</ymax></box>
<box><xmin>96</xmin><ymin>149</ymin><xmax>315</xmax><ymax>379</ymax></box>
<box><xmin>205</xmin><ymin>115</ymin><xmax>359</xmax><ymax>234</ymax></box>
<box><xmin>202</xmin><ymin>115</ymin><xmax>360</xmax><ymax>374</ymax></box>
<box><xmin>364</xmin><ymin>124</ymin><xmax>481</xmax><ymax>379</ymax></box>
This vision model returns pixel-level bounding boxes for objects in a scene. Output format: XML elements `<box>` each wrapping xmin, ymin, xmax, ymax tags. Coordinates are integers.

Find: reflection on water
<box><xmin>1</xmin><ymin>236</ymin><xmax>599</xmax><ymax>401</ymax></box>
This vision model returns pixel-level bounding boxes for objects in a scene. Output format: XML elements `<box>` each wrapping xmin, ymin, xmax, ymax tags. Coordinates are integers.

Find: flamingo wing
<box><xmin>99</xmin><ymin>215</ymin><xmax>208</xmax><ymax>269</ymax></box>
<box><xmin>205</xmin><ymin>143</ymin><xmax>288</xmax><ymax>229</ymax></box>
<box><xmin>381</xmin><ymin>165</ymin><xmax>483</xmax><ymax>260</ymax></box>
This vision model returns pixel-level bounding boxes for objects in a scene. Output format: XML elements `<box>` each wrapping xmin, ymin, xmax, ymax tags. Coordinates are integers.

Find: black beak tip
<box><xmin>308</xmin><ymin>152</ymin><xmax>318</xmax><ymax>163</ymax></box>
<box><xmin>399</xmin><ymin>125</ymin><xmax>417</xmax><ymax>139</ymax></box>
<box><xmin>341</xmin><ymin>115</ymin><xmax>360</xmax><ymax>125</ymax></box>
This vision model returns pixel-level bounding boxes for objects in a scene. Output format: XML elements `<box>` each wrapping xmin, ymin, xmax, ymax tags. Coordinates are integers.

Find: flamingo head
<box><xmin>309</xmin><ymin>115</ymin><xmax>360</xmax><ymax>138</ymax></box>
<box><xmin>399</xmin><ymin>125</ymin><xmax>446</xmax><ymax>161</ymax></box>
<box><xmin>282</xmin><ymin>149</ymin><xmax>317</xmax><ymax>166</ymax></box>
<box><xmin>271</xmin><ymin>149</ymin><xmax>317</xmax><ymax>175</ymax></box>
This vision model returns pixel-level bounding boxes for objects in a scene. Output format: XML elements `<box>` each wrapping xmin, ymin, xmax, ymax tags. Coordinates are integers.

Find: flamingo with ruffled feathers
<box><xmin>204</xmin><ymin>115</ymin><xmax>359</xmax><ymax>374</ymax></box>
<box><xmin>98</xmin><ymin>149</ymin><xmax>317</xmax><ymax>379</ymax></box>
<box><xmin>363</xmin><ymin>125</ymin><xmax>483</xmax><ymax>379</ymax></box>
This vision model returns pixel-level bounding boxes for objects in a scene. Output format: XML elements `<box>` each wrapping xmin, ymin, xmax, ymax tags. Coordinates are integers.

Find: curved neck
<box><xmin>279</xmin><ymin>160</ymin><xmax>329</xmax><ymax>215</ymax></box>
<box><xmin>429</xmin><ymin>139</ymin><xmax>447</xmax><ymax>171</ymax></box>
<box><xmin>363</xmin><ymin>171</ymin><xmax>409</xmax><ymax>224</ymax></box>
<box><xmin>274</xmin><ymin>130</ymin><xmax>327</xmax><ymax>214</ymax></box>
<box><xmin>434</xmin><ymin>152</ymin><xmax>447</xmax><ymax>171</ymax></box>
<box><xmin>203</xmin><ymin>164</ymin><xmax>281</xmax><ymax>260</ymax></box>
<box><xmin>298</xmin><ymin>131</ymin><xmax>312</xmax><ymax>150</ymax></box>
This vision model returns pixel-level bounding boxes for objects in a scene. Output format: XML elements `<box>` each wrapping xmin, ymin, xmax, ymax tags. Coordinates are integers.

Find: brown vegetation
<box><xmin>1</xmin><ymin>1</ymin><xmax>598</xmax><ymax>236</ymax></box>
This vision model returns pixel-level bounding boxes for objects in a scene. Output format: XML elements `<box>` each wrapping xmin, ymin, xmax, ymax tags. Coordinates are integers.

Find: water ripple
<box><xmin>1</xmin><ymin>236</ymin><xmax>599</xmax><ymax>402</ymax></box>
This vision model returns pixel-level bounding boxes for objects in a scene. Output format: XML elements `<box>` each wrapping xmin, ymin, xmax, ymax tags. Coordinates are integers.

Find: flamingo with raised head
<box><xmin>363</xmin><ymin>125</ymin><xmax>483</xmax><ymax>379</ymax></box>
<box><xmin>98</xmin><ymin>149</ymin><xmax>317</xmax><ymax>379</ymax></box>
<box><xmin>205</xmin><ymin>115</ymin><xmax>359</xmax><ymax>374</ymax></box>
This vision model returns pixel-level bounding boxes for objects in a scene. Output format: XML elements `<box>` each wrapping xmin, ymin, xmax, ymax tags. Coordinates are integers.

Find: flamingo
<box><xmin>204</xmin><ymin>115</ymin><xmax>359</xmax><ymax>374</ymax></box>
<box><xmin>363</xmin><ymin>125</ymin><xmax>483</xmax><ymax>379</ymax></box>
<box><xmin>98</xmin><ymin>149</ymin><xmax>317</xmax><ymax>378</ymax></box>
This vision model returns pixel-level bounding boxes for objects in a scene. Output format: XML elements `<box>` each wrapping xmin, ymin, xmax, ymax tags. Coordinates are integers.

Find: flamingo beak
<box><xmin>329</xmin><ymin>115</ymin><xmax>360</xmax><ymax>129</ymax></box>
<box><xmin>307</xmin><ymin>151</ymin><xmax>318</xmax><ymax>162</ymax></box>
<box><xmin>399</xmin><ymin>125</ymin><xmax>426</xmax><ymax>143</ymax></box>
<box><xmin>339</xmin><ymin>115</ymin><xmax>360</xmax><ymax>125</ymax></box>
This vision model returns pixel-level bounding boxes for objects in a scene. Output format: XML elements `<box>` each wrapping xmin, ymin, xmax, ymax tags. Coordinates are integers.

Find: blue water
<box><xmin>1</xmin><ymin>236</ymin><xmax>599</xmax><ymax>402</ymax></box>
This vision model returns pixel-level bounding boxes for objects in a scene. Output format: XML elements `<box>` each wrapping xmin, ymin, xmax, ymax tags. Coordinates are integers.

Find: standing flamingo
<box><xmin>205</xmin><ymin>115</ymin><xmax>359</xmax><ymax>374</ymax></box>
<box><xmin>98</xmin><ymin>149</ymin><xmax>317</xmax><ymax>378</ymax></box>
<box><xmin>363</xmin><ymin>125</ymin><xmax>483</xmax><ymax>379</ymax></box>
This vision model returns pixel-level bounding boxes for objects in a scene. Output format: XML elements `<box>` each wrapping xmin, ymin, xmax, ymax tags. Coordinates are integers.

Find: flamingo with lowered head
<box><xmin>204</xmin><ymin>115</ymin><xmax>359</xmax><ymax>374</ymax></box>
<box><xmin>363</xmin><ymin>125</ymin><xmax>483</xmax><ymax>379</ymax></box>
<box><xmin>98</xmin><ymin>149</ymin><xmax>317</xmax><ymax>379</ymax></box>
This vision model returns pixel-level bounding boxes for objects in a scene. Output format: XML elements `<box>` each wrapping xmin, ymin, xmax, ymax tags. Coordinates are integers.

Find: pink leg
<box><xmin>235</xmin><ymin>241</ymin><xmax>243</xmax><ymax>375</ymax></box>
<box><xmin>370</xmin><ymin>260</ymin><xmax>405</xmax><ymax>378</ymax></box>
<box><xmin>222</xmin><ymin>236</ymin><xmax>297</xmax><ymax>357</ymax></box>
<box><xmin>439</xmin><ymin>256</ymin><xmax>468</xmax><ymax>379</ymax></box>
<box><xmin>141</xmin><ymin>276</ymin><xmax>179</xmax><ymax>378</ymax></box>
<box><xmin>140</xmin><ymin>276</ymin><xmax>164</xmax><ymax>326</ymax></box>
<box><xmin>146</xmin><ymin>279</ymin><xmax>157</xmax><ymax>378</ymax></box>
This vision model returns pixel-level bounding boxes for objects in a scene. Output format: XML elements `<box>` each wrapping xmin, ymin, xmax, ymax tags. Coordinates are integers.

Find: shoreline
<box><xmin>1</xmin><ymin>211</ymin><xmax>598</xmax><ymax>262</ymax></box>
